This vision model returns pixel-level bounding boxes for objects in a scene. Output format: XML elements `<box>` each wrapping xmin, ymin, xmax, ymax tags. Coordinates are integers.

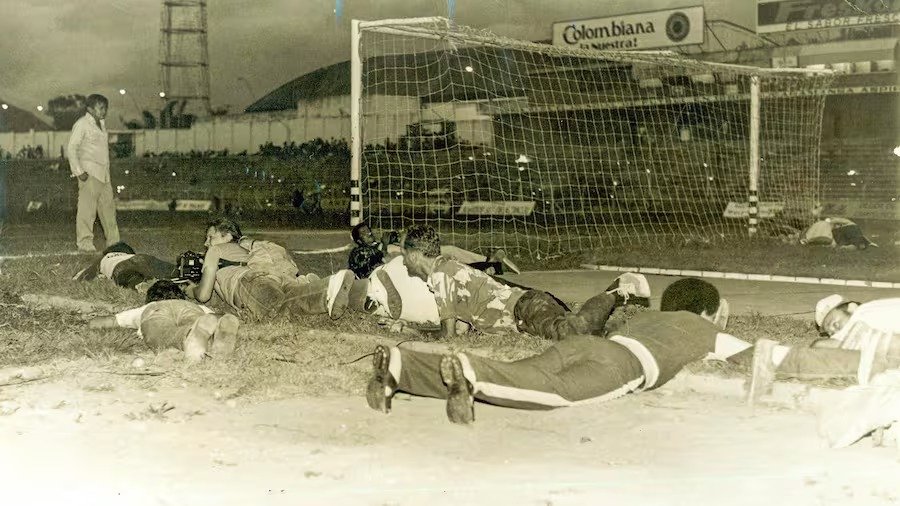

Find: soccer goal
<box><xmin>350</xmin><ymin>17</ymin><xmax>833</xmax><ymax>259</ymax></box>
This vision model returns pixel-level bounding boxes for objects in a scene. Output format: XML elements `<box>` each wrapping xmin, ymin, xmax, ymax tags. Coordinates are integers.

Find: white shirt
<box><xmin>832</xmin><ymin>298</ymin><xmax>900</xmax><ymax>384</ymax></box>
<box><xmin>67</xmin><ymin>113</ymin><xmax>110</xmax><ymax>183</ymax></box>
<box><xmin>99</xmin><ymin>252</ymin><xmax>134</xmax><ymax>278</ymax></box>
<box><xmin>369</xmin><ymin>256</ymin><xmax>440</xmax><ymax>324</ymax></box>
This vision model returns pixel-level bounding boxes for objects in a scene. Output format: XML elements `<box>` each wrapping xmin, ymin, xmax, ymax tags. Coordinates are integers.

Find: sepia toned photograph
<box><xmin>0</xmin><ymin>0</ymin><xmax>899</xmax><ymax>504</ymax></box>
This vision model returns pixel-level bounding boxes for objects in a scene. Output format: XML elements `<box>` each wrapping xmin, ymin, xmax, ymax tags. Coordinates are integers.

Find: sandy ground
<box><xmin>2</xmin><ymin>370</ymin><xmax>900</xmax><ymax>506</ymax></box>
<box><xmin>3</xmin><ymin>235</ymin><xmax>900</xmax><ymax>505</ymax></box>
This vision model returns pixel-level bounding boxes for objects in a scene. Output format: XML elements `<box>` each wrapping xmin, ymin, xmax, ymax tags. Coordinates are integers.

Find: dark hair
<box><xmin>660</xmin><ymin>278</ymin><xmax>720</xmax><ymax>316</ymax></box>
<box><xmin>85</xmin><ymin>94</ymin><xmax>108</xmax><ymax>108</ymax></box>
<box><xmin>348</xmin><ymin>245</ymin><xmax>385</xmax><ymax>278</ymax></box>
<box><xmin>146</xmin><ymin>279</ymin><xmax>187</xmax><ymax>303</ymax></box>
<box><xmin>402</xmin><ymin>224</ymin><xmax>441</xmax><ymax>257</ymax></box>
<box><xmin>207</xmin><ymin>217</ymin><xmax>242</xmax><ymax>241</ymax></box>
<box><xmin>102</xmin><ymin>241</ymin><xmax>135</xmax><ymax>256</ymax></box>
<box><xmin>351</xmin><ymin>222</ymin><xmax>373</xmax><ymax>246</ymax></box>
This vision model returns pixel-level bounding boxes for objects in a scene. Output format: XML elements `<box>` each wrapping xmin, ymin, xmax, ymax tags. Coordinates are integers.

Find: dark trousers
<box><xmin>112</xmin><ymin>254</ymin><xmax>176</xmax><ymax>288</ymax></box>
<box><xmin>514</xmin><ymin>290</ymin><xmax>615</xmax><ymax>341</ymax></box>
<box><xmin>396</xmin><ymin>335</ymin><xmax>644</xmax><ymax>410</ymax></box>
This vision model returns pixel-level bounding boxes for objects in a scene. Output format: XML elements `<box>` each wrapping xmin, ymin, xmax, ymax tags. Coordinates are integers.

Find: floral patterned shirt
<box><xmin>427</xmin><ymin>257</ymin><xmax>525</xmax><ymax>332</ymax></box>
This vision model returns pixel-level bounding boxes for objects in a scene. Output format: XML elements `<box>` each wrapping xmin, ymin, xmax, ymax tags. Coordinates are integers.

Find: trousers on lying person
<box><xmin>112</xmin><ymin>254</ymin><xmax>176</xmax><ymax>288</ymax></box>
<box><xmin>139</xmin><ymin>301</ymin><xmax>208</xmax><ymax>350</ymax></box>
<box><xmin>230</xmin><ymin>270</ymin><xmax>286</xmax><ymax>318</ymax></box>
<box><xmin>777</xmin><ymin>338</ymin><xmax>900</xmax><ymax>384</ymax></box>
<box><xmin>514</xmin><ymin>290</ymin><xmax>615</xmax><ymax>341</ymax></box>
<box><xmin>393</xmin><ymin>335</ymin><xmax>646</xmax><ymax>410</ymax></box>
<box><xmin>279</xmin><ymin>273</ymin><xmax>336</xmax><ymax>316</ymax></box>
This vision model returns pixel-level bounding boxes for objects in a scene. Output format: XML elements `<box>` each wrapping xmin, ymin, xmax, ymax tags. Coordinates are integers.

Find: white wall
<box><xmin>0</xmin><ymin>93</ymin><xmax>495</xmax><ymax>156</ymax></box>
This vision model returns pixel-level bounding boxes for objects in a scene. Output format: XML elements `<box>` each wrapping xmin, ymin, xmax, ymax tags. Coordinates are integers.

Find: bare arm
<box><xmin>187</xmin><ymin>249</ymin><xmax>219</xmax><ymax>303</ymax></box>
<box><xmin>88</xmin><ymin>316</ymin><xmax>118</xmax><ymax>329</ymax></box>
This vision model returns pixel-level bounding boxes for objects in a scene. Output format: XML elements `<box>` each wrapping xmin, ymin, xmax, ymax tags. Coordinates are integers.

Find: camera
<box><xmin>174</xmin><ymin>250</ymin><xmax>205</xmax><ymax>283</ymax></box>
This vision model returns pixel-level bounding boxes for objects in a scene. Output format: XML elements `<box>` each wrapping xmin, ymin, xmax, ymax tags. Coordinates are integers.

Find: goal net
<box><xmin>353</xmin><ymin>17</ymin><xmax>834</xmax><ymax>259</ymax></box>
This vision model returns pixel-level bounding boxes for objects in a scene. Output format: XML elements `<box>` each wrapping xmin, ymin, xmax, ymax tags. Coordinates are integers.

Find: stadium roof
<box><xmin>245</xmin><ymin>61</ymin><xmax>352</xmax><ymax>113</ymax></box>
<box><xmin>0</xmin><ymin>99</ymin><xmax>52</xmax><ymax>132</ymax></box>
<box><xmin>244</xmin><ymin>48</ymin><xmax>541</xmax><ymax>113</ymax></box>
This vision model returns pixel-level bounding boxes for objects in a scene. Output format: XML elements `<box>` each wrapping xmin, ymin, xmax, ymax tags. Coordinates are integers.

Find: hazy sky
<box><xmin>0</xmin><ymin>0</ymin><xmax>716</xmax><ymax>122</ymax></box>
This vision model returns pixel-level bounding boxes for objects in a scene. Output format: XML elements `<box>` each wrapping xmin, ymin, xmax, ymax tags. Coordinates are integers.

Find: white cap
<box><xmin>815</xmin><ymin>294</ymin><xmax>844</xmax><ymax>328</ymax></box>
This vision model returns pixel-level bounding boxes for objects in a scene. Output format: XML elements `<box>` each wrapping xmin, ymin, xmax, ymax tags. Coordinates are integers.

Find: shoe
<box><xmin>604</xmin><ymin>272</ymin><xmax>651</xmax><ymax>307</ymax></box>
<box><xmin>326</xmin><ymin>270</ymin><xmax>355</xmax><ymax>319</ymax></box>
<box><xmin>576</xmin><ymin>293</ymin><xmax>615</xmax><ymax>335</ymax></box>
<box><xmin>183</xmin><ymin>314</ymin><xmax>218</xmax><ymax>363</ymax></box>
<box><xmin>210</xmin><ymin>314</ymin><xmax>240</xmax><ymax>359</ymax></box>
<box><xmin>747</xmin><ymin>338</ymin><xmax>778</xmax><ymax>406</ymax></box>
<box><xmin>490</xmin><ymin>249</ymin><xmax>521</xmax><ymax>275</ymax></box>
<box><xmin>440</xmin><ymin>354</ymin><xmax>475</xmax><ymax>425</ymax></box>
<box><xmin>375</xmin><ymin>269</ymin><xmax>402</xmax><ymax>318</ymax></box>
<box><xmin>366</xmin><ymin>345</ymin><xmax>398</xmax><ymax>414</ymax></box>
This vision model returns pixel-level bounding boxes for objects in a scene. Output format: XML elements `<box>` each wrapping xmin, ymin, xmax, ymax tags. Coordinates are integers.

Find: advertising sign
<box><xmin>553</xmin><ymin>6</ymin><xmax>704</xmax><ymax>51</ymax></box>
<box><xmin>758</xmin><ymin>0</ymin><xmax>900</xmax><ymax>33</ymax></box>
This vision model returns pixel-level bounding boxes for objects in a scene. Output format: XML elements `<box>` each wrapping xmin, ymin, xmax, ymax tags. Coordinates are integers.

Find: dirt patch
<box><xmin>2</xmin><ymin>368</ymin><xmax>899</xmax><ymax>505</ymax></box>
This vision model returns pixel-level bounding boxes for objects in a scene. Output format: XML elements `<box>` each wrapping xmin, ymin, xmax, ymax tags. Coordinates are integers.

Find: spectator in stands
<box><xmin>67</xmin><ymin>94</ymin><xmax>120</xmax><ymax>252</ymax></box>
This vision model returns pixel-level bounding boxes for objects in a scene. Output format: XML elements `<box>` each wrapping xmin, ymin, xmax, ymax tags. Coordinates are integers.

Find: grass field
<box><xmin>0</xmin><ymin>218</ymin><xmax>847</xmax><ymax>404</ymax></box>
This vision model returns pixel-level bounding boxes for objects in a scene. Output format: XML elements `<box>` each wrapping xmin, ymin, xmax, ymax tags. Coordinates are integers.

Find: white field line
<box><xmin>581</xmin><ymin>264</ymin><xmax>900</xmax><ymax>289</ymax></box>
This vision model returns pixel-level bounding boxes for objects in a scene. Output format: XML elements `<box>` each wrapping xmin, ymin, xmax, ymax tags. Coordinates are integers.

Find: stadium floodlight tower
<box><xmin>159</xmin><ymin>0</ymin><xmax>211</xmax><ymax>117</ymax></box>
<box><xmin>350</xmin><ymin>17</ymin><xmax>833</xmax><ymax>259</ymax></box>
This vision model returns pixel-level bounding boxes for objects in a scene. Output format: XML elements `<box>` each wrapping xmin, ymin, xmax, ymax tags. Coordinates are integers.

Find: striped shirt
<box><xmin>67</xmin><ymin>113</ymin><xmax>110</xmax><ymax>183</ymax></box>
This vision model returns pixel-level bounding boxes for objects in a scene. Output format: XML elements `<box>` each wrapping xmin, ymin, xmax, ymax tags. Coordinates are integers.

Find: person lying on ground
<box><xmin>799</xmin><ymin>217</ymin><xmax>877</xmax><ymax>250</ymax></box>
<box><xmin>365</xmin><ymin>277</ymin><xmax>738</xmax><ymax>424</ymax></box>
<box><xmin>73</xmin><ymin>242</ymin><xmax>176</xmax><ymax>289</ymax></box>
<box><xmin>347</xmin><ymin>241</ymin><xmax>569</xmax><ymax>331</ymax></box>
<box><xmin>350</xmin><ymin>222</ymin><xmax>519</xmax><ymax>276</ymax></box>
<box><xmin>747</xmin><ymin>294</ymin><xmax>900</xmax><ymax>402</ymax></box>
<box><xmin>399</xmin><ymin>224</ymin><xmax>649</xmax><ymax>341</ymax></box>
<box><xmin>88</xmin><ymin>279</ymin><xmax>240</xmax><ymax>363</ymax></box>
<box><xmin>183</xmin><ymin>217</ymin><xmax>354</xmax><ymax>320</ymax></box>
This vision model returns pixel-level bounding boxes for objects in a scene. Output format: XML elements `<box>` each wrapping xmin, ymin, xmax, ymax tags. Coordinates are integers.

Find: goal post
<box><xmin>351</xmin><ymin>17</ymin><xmax>833</xmax><ymax>258</ymax></box>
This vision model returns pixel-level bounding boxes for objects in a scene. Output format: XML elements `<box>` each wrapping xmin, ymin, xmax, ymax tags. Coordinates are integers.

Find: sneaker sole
<box><xmin>183</xmin><ymin>314</ymin><xmax>218</xmax><ymax>363</ymax></box>
<box><xmin>747</xmin><ymin>339</ymin><xmax>777</xmax><ymax>406</ymax></box>
<box><xmin>375</xmin><ymin>269</ymin><xmax>402</xmax><ymax>318</ymax></box>
<box><xmin>210</xmin><ymin>314</ymin><xmax>240</xmax><ymax>358</ymax></box>
<box><xmin>440</xmin><ymin>355</ymin><xmax>474</xmax><ymax>425</ymax></box>
<box><xmin>327</xmin><ymin>270</ymin><xmax>355</xmax><ymax>320</ymax></box>
<box><xmin>366</xmin><ymin>345</ymin><xmax>393</xmax><ymax>413</ymax></box>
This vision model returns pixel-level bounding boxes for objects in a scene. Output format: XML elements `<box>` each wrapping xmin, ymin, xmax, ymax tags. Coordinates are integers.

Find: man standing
<box><xmin>67</xmin><ymin>94</ymin><xmax>119</xmax><ymax>252</ymax></box>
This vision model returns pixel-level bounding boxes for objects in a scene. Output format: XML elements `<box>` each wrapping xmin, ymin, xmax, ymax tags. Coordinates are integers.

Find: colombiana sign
<box><xmin>552</xmin><ymin>6</ymin><xmax>704</xmax><ymax>51</ymax></box>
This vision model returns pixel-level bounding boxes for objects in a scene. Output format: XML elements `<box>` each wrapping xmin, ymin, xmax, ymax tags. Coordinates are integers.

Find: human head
<box><xmin>102</xmin><ymin>241</ymin><xmax>135</xmax><ymax>256</ymax></box>
<box><xmin>145</xmin><ymin>279</ymin><xmax>187</xmax><ymax>303</ymax></box>
<box><xmin>205</xmin><ymin>217</ymin><xmax>242</xmax><ymax>248</ymax></box>
<box><xmin>351</xmin><ymin>222</ymin><xmax>378</xmax><ymax>247</ymax></box>
<box><xmin>660</xmin><ymin>278</ymin><xmax>729</xmax><ymax>329</ymax></box>
<box><xmin>402</xmin><ymin>224</ymin><xmax>441</xmax><ymax>281</ymax></box>
<box><xmin>815</xmin><ymin>294</ymin><xmax>858</xmax><ymax>336</ymax></box>
<box><xmin>85</xmin><ymin>94</ymin><xmax>108</xmax><ymax>121</ymax></box>
<box><xmin>348</xmin><ymin>244</ymin><xmax>385</xmax><ymax>279</ymax></box>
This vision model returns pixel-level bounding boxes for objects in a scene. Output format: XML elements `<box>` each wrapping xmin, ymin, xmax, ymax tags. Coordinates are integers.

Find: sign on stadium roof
<box><xmin>552</xmin><ymin>6</ymin><xmax>704</xmax><ymax>51</ymax></box>
<box><xmin>758</xmin><ymin>0</ymin><xmax>900</xmax><ymax>33</ymax></box>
